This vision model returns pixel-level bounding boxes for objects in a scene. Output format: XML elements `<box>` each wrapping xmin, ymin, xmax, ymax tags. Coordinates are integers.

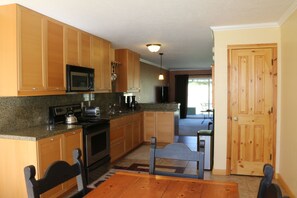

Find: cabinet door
<box><xmin>46</xmin><ymin>19</ymin><xmax>65</xmax><ymax>91</ymax></box>
<box><xmin>101</xmin><ymin>39</ymin><xmax>111</xmax><ymax>91</ymax></box>
<box><xmin>65</xmin><ymin>27</ymin><xmax>79</xmax><ymax>65</ymax></box>
<box><xmin>63</xmin><ymin>129</ymin><xmax>83</xmax><ymax>189</ymax></box>
<box><xmin>143</xmin><ymin>112</ymin><xmax>156</xmax><ymax>141</ymax></box>
<box><xmin>37</xmin><ymin>135</ymin><xmax>63</xmax><ymax>197</ymax></box>
<box><xmin>156</xmin><ymin>112</ymin><xmax>174</xmax><ymax>143</ymax></box>
<box><xmin>19</xmin><ymin>7</ymin><xmax>45</xmax><ymax>91</ymax></box>
<box><xmin>91</xmin><ymin>37</ymin><xmax>111</xmax><ymax>92</ymax></box>
<box><xmin>80</xmin><ymin>32</ymin><xmax>91</xmax><ymax>67</ymax></box>
<box><xmin>125</xmin><ymin>122</ymin><xmax>133</xmax><ymax>152</ymax></box>
<box><xmin>132</xmin><ymin>113</ymin><xmax>142</xmax><ymax>147</ymax></box>
<box><xmin>127</xmin><ymin>50</ymin><xmax>134</xmax><ymax>91</ymax></box>
<box><xmin>133</xmin><ymin>53</ymin><xmax>140</xmax><ymax>91</ymax></box>
<box><xmin>110</xmin><ymin>118</ymin><xmax>126</xmax><ymax>162</ymax></box>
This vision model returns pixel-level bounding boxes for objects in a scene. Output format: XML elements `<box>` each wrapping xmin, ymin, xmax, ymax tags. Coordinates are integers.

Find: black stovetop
<box><xmin>49</xmin><ymin>104</ymin><xmax>109</xmax><ymax>126</ymax></box>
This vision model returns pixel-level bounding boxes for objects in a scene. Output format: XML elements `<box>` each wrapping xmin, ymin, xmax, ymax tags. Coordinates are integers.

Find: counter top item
<box><xmin>0</xmin><ymin>124</ymin><xmax>82</xmax><ymax>141</ymax></box>
<box><xmin>85</xmin><ymin>171</ymin><xmax>239</xmax><ymax>198</ymax></box>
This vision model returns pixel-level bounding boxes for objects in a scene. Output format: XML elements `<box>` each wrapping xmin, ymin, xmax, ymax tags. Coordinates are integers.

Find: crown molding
<box><xmin>210</xmin><ymin>22</ymin><xmax>279</xmax><ymax>32</ymax></box>
<box><xmin>140</xmin><ymin>58</ymin><xmax>168</xmax><ymax>70</ymax></box>
<box><xmin>278</xmin><ymin>0</ymin><xmax>297</xmax><ymax>25</ymax></box>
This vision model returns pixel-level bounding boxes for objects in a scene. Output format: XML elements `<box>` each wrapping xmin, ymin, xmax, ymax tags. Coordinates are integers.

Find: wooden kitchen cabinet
<box><xmin>110</xmin><ymin>117</ymin><xmax>126</xmax><ymax>162</ymax></box>
<box><xmin>37</xmin><ymin>129</ymin><xmax>83</xmax><ymax>197</ymax></box>
<box><xmin>143</xmin><ymin>112</ymin><xmax>156</xmax><ymax>141</ymax></box>
<box><xmin>63</xmin><ymin>129</ymin><xmax>83</xmax><ymax>190</ymax></box>
<box><xmin>143</xmin><ymin>111</ymin><xmax>174</xmax><ymax>143</ymax></box>
<box><xmin>0</xmin><ymin>128</ymin><xmax>83</xmax><ymax>198</ymax></box>
<box><xmin>110</xmin><ymin>113</ymin><xmax>144</xmax><ymax>162</ymax></box>
<box><xmin>65</xmin><ymin>27</ymin><xmax>79</xmax><ymax>65</ymax></box>
<box><xmin>46</xmin><ymin>19</ymin><xmax>65</xmax><ymax>92</ymax></box>
<box><xmin>115</xmin><ymin>49</ymin><xmax>140</xmax><ymax>92</ymax></box>
<box><xmin>65</xmin><ymin>26</ymin><xmax>91</xmax><ymax>68</ymax></box>
<box><xmin>0</xmin><ymin>4</ymin><xmax>64</xmax><ymax>96</ymax></box>
<box><xmin>18</xmin><ymin>6</ymin><xmax>45</xmax><ymax>93</ymax></box>
<box><xmin>155</xmin><ymin>112</ymin><xmax>174</xmax><ymax>143</ymax></box>
<box><xmin>37</xmin><ymin>134</ymin><xmax>64</xmax><ymax>197</ymax></box>
<box><xmin>91</xmin><ymin>36</ymin><xmax>112</xmax><ymax>92</ymax></box>
<box><xmin>133</xmin><ymin>112</ymin><xmax>143</xmax><ymax>147</ymax></box>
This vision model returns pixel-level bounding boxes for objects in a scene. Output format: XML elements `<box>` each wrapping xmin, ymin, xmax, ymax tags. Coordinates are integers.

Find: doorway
<box><xmin>178</xmin><ymin>75</ymin><xmax>213</xmax><ymax>136</ymax></box>
<box><xmin>227</xmin><ymin>44</ymin><xmax>277</xmax><ymax>176</ymax></box>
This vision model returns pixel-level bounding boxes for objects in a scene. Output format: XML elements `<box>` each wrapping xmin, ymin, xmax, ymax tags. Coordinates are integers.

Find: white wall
<box><xmin>280</xmin><ymin>8</ymin><xmax>297</xmax><ymax>196</ymax></box>
<box><xmin>212</xmin><ymin>27</ymin><xmax>281</xmax><ymax>172</ymax></box>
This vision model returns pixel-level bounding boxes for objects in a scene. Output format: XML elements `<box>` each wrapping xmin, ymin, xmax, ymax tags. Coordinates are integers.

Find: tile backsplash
<box><xmin>0</xmin><ymin>93</ymin><xmax>122</xmax><ymax>132</ymax></box>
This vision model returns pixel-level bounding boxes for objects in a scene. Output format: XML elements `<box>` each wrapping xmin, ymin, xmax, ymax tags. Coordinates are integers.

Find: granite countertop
<box><xmin>0</xmin><ymin>124</ymin><xmax>82</xmax><ymax>141</ymax></box>
<box><xmin>0</xmin><ymin>103</ymin><xmax>179</xmax><ymax>141</ymax></box>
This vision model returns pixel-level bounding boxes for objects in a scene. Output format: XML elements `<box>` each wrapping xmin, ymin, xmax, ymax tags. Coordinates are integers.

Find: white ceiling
<box><xmin>1</xmin><ymin>0</ymin><xmax>296</xmax><ymax>70</ymax></box>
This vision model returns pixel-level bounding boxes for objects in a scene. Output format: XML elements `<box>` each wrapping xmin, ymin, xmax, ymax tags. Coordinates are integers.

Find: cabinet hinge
<box><xmin>271</xmin><ymin>107</ymin><xmax>273</xmax><ymax>114</ymax></box>
<box><xmin>270</xmin><ymin>154</ymin><xmax>272</xmax><ymax>160</ymax></box>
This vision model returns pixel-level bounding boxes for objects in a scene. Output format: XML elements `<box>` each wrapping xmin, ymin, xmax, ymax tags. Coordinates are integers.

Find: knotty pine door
<box><xmin>228</xmin><ymin>45</ymin><xmax>277</xmax><ymax>176</ymax></box>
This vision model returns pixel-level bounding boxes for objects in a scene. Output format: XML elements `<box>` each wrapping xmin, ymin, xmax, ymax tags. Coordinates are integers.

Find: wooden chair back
<box><xmin>149</xmin><ymin>137</ymin><xmax>204</xmax><ymax>179</ymax></box>
<box><xmin>257</xmin><ymin>164</ymin><xmax>274</xmax><ymax>198</ymax></box>
<box><xmin>24</xmin><ymin>148</ymin><xmax>88</xmax><ymax>198</ymax></box>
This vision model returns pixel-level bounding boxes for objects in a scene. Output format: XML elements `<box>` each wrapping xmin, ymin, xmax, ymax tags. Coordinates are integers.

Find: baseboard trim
<box><xmin>212</xmin><ymin>169</ymin><xmax>227</xmax><ymax>175</ymax></box>
<box><xmin>276</xmin><ymin>173</ymin><xmax>295</xmax><ymax>198</ymax></box>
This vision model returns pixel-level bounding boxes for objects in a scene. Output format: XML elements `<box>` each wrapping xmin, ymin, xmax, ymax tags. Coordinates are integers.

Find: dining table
<box><xmin>85</xmin><ymin>171</ymin><xmax>239</xmax><ymax>198</ymax></box>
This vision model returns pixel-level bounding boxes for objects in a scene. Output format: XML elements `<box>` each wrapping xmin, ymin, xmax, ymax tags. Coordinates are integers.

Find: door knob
<box><xmin>233</xmin><ymin>117</ymin><xmax>238</xmax><ymax>121</ymax></box>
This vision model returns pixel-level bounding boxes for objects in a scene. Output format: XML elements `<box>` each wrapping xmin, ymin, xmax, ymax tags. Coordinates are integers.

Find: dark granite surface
<box><xmin>0</xmin><ymin>94</ymin><xmax>178</xmax><ymax>141</ymax></box>
<box><xmin>0</xmin><ymin>124</ymin><xmax>82</xmax><ymax>141</ymax></box>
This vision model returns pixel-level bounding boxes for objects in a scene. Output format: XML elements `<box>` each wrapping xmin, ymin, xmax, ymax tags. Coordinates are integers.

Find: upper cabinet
<box><xmin>19</xmin><ymin>7</ymin><xmax>45</xmax><ymax>92</ymax></box>
<box><xmin>115</xmin><ymin>49</ymin><xmax>140</xmax><ymax>92</ymax></box>
<box><xmin>91</xmin><ymin>36</ymin><xmax>111</xmax><ymax>92</ymax></box>
<box><xmin>46</xmin><ymin>19</ymin><xmax>65</xmax><ymax>91</ymax></box>
<box><xmin>0</xmin><ymin>4</ymin><xmax>112</xmax><ymax>96</ymax></box>
<box><xmin>65</xmin><ymin>27</ymin><xmax>91</xmax><ymax>68</ymax></box>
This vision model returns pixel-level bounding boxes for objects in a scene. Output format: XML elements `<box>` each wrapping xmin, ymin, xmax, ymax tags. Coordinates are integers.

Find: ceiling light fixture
<box><xmin>158</xmin><ymin>53</ymin><xmax>164</xmax><ymax>80</ymax></box>
<box><xmin>146</xmin><ymin>44</ymin><xmax>161</xmax><ymax>53</ymax></box>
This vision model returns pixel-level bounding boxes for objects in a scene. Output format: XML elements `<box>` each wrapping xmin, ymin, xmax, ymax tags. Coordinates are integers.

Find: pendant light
<box><xmin>158</xmin><ymin>53</ymin><xmax>164</xmax><ymax>80</ymax></box>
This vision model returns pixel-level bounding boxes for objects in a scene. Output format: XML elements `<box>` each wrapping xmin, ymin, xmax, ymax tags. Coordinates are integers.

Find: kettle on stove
<box><xmin>65</xmin><ymin>110</ymin><xmax>78</xmax><ymax>124</ymax></box>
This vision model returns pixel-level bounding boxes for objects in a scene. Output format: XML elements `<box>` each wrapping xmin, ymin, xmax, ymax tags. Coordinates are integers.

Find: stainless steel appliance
<box><xmin>49</xmin><ymin>104</ymin><xmax>110</xmax><ymax>184</ymax></box>
<box><xmin>66</xmin><ymin>65</ymin><xmax>95</xmax><ymax>92</ymax></box>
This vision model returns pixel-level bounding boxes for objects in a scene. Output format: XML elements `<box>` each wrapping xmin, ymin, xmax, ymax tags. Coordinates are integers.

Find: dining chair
<box><xmin>149</xmin><ymin>136</ymin><xmax>205</xmax><ymax>179</ymax></box>
<box><xmin>257</xmin><ymin>164</ymin><xmax>274</xmax><ymax>198</ymax></box>
<box><xmin>263</xmin><ymin>183</ymin><xmax>283</xmax><ymax>198</ymax></box>
<box><xmin>24</xmin><ymin>148</ymin><xmax>89</xmax><ymax>198</ymax></box>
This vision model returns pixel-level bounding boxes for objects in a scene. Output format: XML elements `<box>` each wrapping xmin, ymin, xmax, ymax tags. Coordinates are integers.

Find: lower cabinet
<box><xmin>0</xmin><ymin>128</ymin><xmax>83</xmax><ymax>198</ymax></box>
<box><xmin>38</xmin><ymin>129</ymin><xmax>83</xmax><ymax>197</ymax></box>
<box><xmin>110</xmin><ymin>112</ymin><xmax>143</xmax><ymax>162</ymax></box>
<box><xmin>143</xmin><ymin>111</ymin><xmax>174</xmax><ymax>143</ymax></box>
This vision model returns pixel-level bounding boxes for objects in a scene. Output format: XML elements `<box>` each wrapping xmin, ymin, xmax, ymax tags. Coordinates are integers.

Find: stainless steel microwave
<box><xmin>66</xmin><ymin>65</ymin><xmax>94</xmax><ymax>92</ymax></box>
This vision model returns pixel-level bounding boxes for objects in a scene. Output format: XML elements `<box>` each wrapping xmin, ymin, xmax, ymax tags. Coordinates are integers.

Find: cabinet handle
<box><xmin>50</xmin><ymin>138</ymin><xmax>54</xmax><ymax>141</ymax></box>
<box><xmin>32</xmin><ymin>87</ymin><xmax>36</xmax><ymax>90</ymax></box>
<box><xmin>56</xmin><ymin>88</ymin><xmax>59</xmax><ymax>90</ymax></box>
<box><xmin>72</xmin><ymin>132</ymin><xmax>76</xmax><ymax>134</ymax></box>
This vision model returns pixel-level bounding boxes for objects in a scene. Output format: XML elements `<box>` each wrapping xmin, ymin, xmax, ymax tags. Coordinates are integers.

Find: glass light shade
<box><xmin>146</xmin><ymin>44</ymin><xmax>161</xmax><ymax>52</ymax></box>
<box><xmin>158</xmin><ymin>74</ymin><xmax>164</xmax><ymax>80</ymax></box>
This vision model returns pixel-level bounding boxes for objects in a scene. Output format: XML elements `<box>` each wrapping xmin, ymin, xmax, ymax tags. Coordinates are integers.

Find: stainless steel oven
<box><xmin>83</xmin><ymin>122</ymin><xmax>110</xmax><ymax>183</ymax></box>
<box><xmin>49</xmin><ymin>104</ymin><xmax>110</xmax><ymax>184</ymax></box>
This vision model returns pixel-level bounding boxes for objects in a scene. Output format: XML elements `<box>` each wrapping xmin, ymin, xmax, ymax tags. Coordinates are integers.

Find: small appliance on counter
<box><xmin>121</xmin><ymin>95</ymin><xmax>138</xmax><ymax>111</ymax></box>
<box><xmin>82</xmin><ymin>106</ymin><xmax>100</xmax><ymax>117</ymax></box>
